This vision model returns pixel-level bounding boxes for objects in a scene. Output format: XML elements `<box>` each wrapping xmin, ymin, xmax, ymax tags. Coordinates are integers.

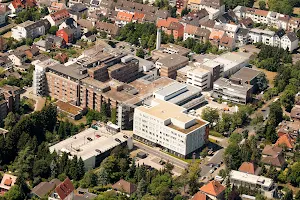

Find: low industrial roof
<box><xmin>49</xmin><ymin>128</ymin><xmax>128</xmax><ymax>161</ymax></box>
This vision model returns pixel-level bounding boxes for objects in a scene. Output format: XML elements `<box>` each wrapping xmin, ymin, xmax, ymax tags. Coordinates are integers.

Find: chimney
<box><xmin>156</xmin><ymin>28</ymin><xmax>161</xmax><ymax>50</ymax></box>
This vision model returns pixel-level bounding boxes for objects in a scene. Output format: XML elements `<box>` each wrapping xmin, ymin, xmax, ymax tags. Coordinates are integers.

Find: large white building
<box><xmin>133</xmin><ymin>98</ymin><xmax>209</xmax><ymax>158</ymax></box>
<box><xmin>11</xmin><ymin>20</ymin><xmax>50</xmax><ymax>41</ymax></box>
<box><xmin>49</xmin><ymin>126</ymin><xmax>132</xmax><ymax>170</ymax></box>
<box><xmin>230</xmin><ymin>170</ymin><xmax>277</xmax><ymax>199</ymax></box>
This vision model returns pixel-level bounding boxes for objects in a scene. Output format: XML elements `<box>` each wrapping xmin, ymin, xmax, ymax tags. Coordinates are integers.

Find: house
<box><xmin>0</xmin><ymin>174</ymin><xmax>17</xmax><ymax>195</ymax></box>
<box><xmin>277</xmin><ymin>121</ymin><xmax>300</xmax><ymax>137</ymax></box>
<box><xmin>48</xmin><ymin>2</ymin><xmax>66</xmax><ymax>13</ymax></box>
<box><xmin>112</xmin><ymin>179</ymin><xmax>137</xmax><ymax>196</ymax></box>
<box><xmin>219</xmin><ymin>35</ymin><xmax>235</xmax><ymax>51</ymax></box>
<box><xmin>239</xmin><ymin>17</ymin><xmax>254</xmax><ymax>28</ymax></box>
<box><xmin>238</xmin><ymin>162</ymin><xmax>258</xmax><ymax>175</ymax></box>
<box><xmin>115</xmin><ymin>11</ymin><xmax>133</xmax><ymax>27</ymax></box>
<box><xmin>184</xmin><ymin>24</ymin><xmax>211</xmax><ymax>42</ymax></box>
<box><xmin>262</xmin><ymin>144</ymin><xmax>282</xmax><ymax>155</ymax></box>
<box><xmin>48</xmin><ymin>177</ymin><xmax>74</xmax><ymax>200</ymax></box>
<box><xmin>8</xmin><ymin>51</ymin><xmax>27</xmax><ymax>66</ymax></box>
<box><xmin>56</xmin><ymin>28</ymin><xmax>75</xmax><ymax>43</ymax></box>
<box><xmin>9</xmin><ymin>0</ymin><xmax>36</xmax><ymax>13</ymax></box>
<box><xmin>280</xmin><ymin>32</ymin><xmax>299</xmax><ymax>52</ymax></box>
<box><xmin>54</xmin><ymin>53</ymin><xmax>68</xmax><ymax>64</ymax></box>
<box><xmin>132</xmin><ymin>12</ymin><xmax>145</xmax><ymax>23</ymax></box>
<box><xmin>11</xmin><ymin>19</ymin><xmax>50</xmax><ymax>41</ymax></box>
<box><xmin>156</xmin><ymin>9</ymin><xmax>169</xmax><ymax>19</ymax></box>
<box><xmin>77</xmin><ymin>18</ymin><xmax>94</xmax><ymax>33</ymax></box>
<box><xmin>59</xmin><ymin>18</ymin><xmax>81</xmax><ymax>39</ymax></box>
<box><xmin>275</xmin><ymin>133</ymin><xmax>295</xmax><ymax>150</ymax></box>
<box><xmin>46</xmin><ymin>35</ymin><xmax>65</xmax><ymax>48</ymax></box>
<box><xmin>45</xmin><ymin>9</ymin><xmax>70</xmax><ymax>26</ymax></box>
<box><xmin>30</xmin><ymin>179</ymin><xmax>61</xmax><ymax>199</ymax></box>
<box><xmin>24</xmin><ymin>45</ymin><xmax>39</xmax><ymax>60</ymax></box>
<box><xmin>0</xmin><ymin>37</ymin><xmax>7</xmax><ymax>52</ymax></box>
<box><xmin>81</xmin><ymin>32</ymin><xmax>96</xmax><ymax>42</ymax></box>
<box><xmin>0</xmin><ymin>4</ymin><xmax>10</xmax><ymax>26</ymax></box>
<box><xmin>95</xmin><ymin>21</ymin><xmax>120</xmax><ymax>37</ymax></box>
<box><xmin>209</xmin><ymin>30</ymin><xmax>225</xmax><ymax>46</ymax></box>
<box><xmin>291</xmin><ymin>105</ymin><xmax>300</xmax><ymax>121</ymax></box>
<box><xmin>0</xmin><ymin>56</ymin><xmax>13</xmax><ymax>70</ymax></box>
<box><xmin>75</xmin><ymin>188</ymin><xmax>97</xmax><ymax>199</ymax></box>
<box><xmin>180</xmin><ymin>10</ymin><xmax>209</xmax><ymax>27</ymax></box>
<box><xmin>191</xmin><ymin>192</ymin><xmax>208</xmax><ymax>200</ymax></box>
<box><xmin>69</xmin><ymin>3</ymin><xmax>88</xmax><ymax>21</ymax></box>
<box><xmin>157</xmin><ymin>18</ymin><xmax>184</xmax><ymax>39</ymax></box>
<box><xmin>261</xmin><ymin>153</ymin><xmax>286</xmax><ymax>170</ymax></box>
<box><xmin>199</xmin><ymin>180</ymin><xmax>226</xmax><ymax>200</ymax></box>
<box><xmin>214</xmin><ymin>22</ymin><xmax>239</xmax><ymax>39</ymax></box>
<box><xmin>236</xmin><ymin>28</ymin><xmax>249</xmax><ymax>47</ymax></box>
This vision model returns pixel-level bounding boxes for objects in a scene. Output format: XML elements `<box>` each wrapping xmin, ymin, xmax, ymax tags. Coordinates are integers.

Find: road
<box><xmin>134</xmin><ymin>141</ymin><xmax>189</xmax><ymax>169</ymax></box>
<box><xmin>200</xmin><ymin>148</ymin><xmax>225</xmax><ymax>177</ymax></box>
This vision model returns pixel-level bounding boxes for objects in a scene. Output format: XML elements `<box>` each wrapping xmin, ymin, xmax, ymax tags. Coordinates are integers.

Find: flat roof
<box><xmin>49</xmin><ymin>127</ymin><xmax>128</xmax><ymax>161</ymax></box>
<box><xmin>137</xmin><ymin>98</ymin><xmax>208</xmax><ymax>133</ymax></box>
<box><xmin>230</xmin><ymin>170</ymin><xmax>273</xmax><ymax>188</ymax></box>
<box><xmin>213</xmin><ymin>52</ymin><xmax>249</xmax><ymax>72</ymax></box>
<box><xmin>157</xmin><ymin>55</ymin><xmax>189</xmax><ymax>68</ymax></box>
<box><xmin>81</xmin><ymin>77</ymin><xmax>110</xmax><ymax>90</ymax></box>
<box><xmin>231</xmin><ymin>67</ymin><xmax>261</xmax><ymax>82</ymax></box>
<box><xmin>154</xmin><ymin>82</ymin><xmax>187</xmax><ymax>97</ymax></box>
<box><xmin>214</xmin><ymin>77</ymin><xmax>253</xmax><ymax>93</ymax></box>
<box><xmin>56</xmin><ymin>101</ymin><xmax>83</xmax><ymax>115</ymax></box>
<box><xmin>48</xmin><ymin>63</ymin><xmax>88</xmax><ymax>80</ymax></box>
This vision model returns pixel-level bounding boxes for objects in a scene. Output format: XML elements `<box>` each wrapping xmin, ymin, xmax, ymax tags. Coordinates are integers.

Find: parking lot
<box><xmin>131</xmin><ymin>149</ymin><xmax>184</xmax><ymax>176</ymax></box>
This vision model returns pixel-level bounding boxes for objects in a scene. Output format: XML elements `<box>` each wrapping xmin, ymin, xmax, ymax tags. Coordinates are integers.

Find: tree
<box><xmin>224</xmin><ymin>143</ymin><xmax>242</xmax><ymax>170</ymax></box>
<box><xmin>288</xmin><ymin>162</ymin><xmax>300</xmax><ymax>186</ymax></box>
<box><xmin>201</xmin><ymin>107</ymin><xmax>219</xmax><ymax>124</ymax></box>
<box><xmin>136</xmin><ymin>178</ymin><xmax>147</xmax><ymax>199</ymax></box>
<box><xmin>255</xmin><ymin>194</ymin><xmax>266</xmax><ymax>200</ymax></box>
<box><xmin>281</xmin><ymin>89</ymin><xmax>296</xmax><ymax>112</ymax></box>
<box><xmin>256</xmin><ymin>73</ymin><xmax>268</xmax><ymax>92</ymax></box>
<box><xmin>98</xmin><ymin>167</ymin><xmax>109</xmax><ymax>186</ymax></box>
<box><xmin>259</xmin><ymin>1</ymin><xmax>266</xmax><ymax>10</ymax></box>
<box><xmin>49</xmin><ymin>26</ymin><xmax>58</xmax><ymax>35</ymax></box>
<box><xmin>14</xmin><ymin>146</ymin><xmax>35</xmax><ymax>179</ymax></box>
<box><xmin>4</xmin><ymin>112</ymin><xmax>19</xmax><ymax>131</ymax></box>
<box><xmin>295</xmin><ymin>190</ymin><xmax>300</xmax><ymax>200</ymax></box>
<box><xmin>25</xmin><ymin>38</ymin><xmax>33</xmax><ymax>46</ymax></box>
<box><xmin>4</xmin><ymin>185</ymin><xmax>23</xmax><ymax>200</ymax></box>
<box><xmin>80</xmin><ymin>171</ymin><xmax>98</xmax><ymax>188</ymax></box>
<box><xmin>229</xmin><ymin>133</ymin><xmax>243</xmax><ymax>144</ymax></box>
<box><xmin>181</xmin><ymin>7</ymin><xmax>189</xmax><ymax>17</ymax></box>
<box><xmin>268</xmin><ymin>101</ymin><xmax>283</xmax><ymax>126</ymax></box>
<box><xmin>78</xmin><ymin>157</ymin><xmax>85</xmax><ymax>180</ymax></box>
<box><xmin>282</xmin><ymin>189</ymin><xmax>293</xmax><ymax>200</ymax></box>
<box><xmin>110</xmin><ymin>108</ymin><xmax>117</xmax><ymax>124</ymax></box>
<box><xmin>136</xmin><ymin>48</ymin><xmax>145</xmax><ymax>58</ymax></box>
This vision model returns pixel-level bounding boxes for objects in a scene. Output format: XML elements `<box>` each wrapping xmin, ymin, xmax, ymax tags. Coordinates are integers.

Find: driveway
<box><xmin>21</xmin><ymin>87</ymin><xmax>46</xmax><ymax>111</ymax></box>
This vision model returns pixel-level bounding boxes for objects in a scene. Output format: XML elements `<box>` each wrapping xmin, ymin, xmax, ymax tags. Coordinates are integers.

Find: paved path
<box><xmin>134</xmin><ymin>141</ymin><xmax>189</xmax><ymax>169</ymax></box>
<box><xmin>21</xmin><ymin>87</ymin><xmax>46</xmax><ymax>111</ymax></box>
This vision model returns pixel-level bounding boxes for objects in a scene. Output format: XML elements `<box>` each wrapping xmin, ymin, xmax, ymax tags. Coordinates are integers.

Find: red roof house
<box><xmin>199</xmin><ymin>180</ymin><xmax>226</xmax><ymax>200</ymax></box>
<box><xmin>238</xmin><ymin>162</ymin><xmax>256</xmax><ymax>175</ymax></box>
<box><xmin>275</xmin><ymin>133</ymin><xmax>295</xmax><ymax>150</ymax></box>
<box><xmin>56</xmin><ymin>28</ymin><xmax>74</xmax><ymax>43</ymax></box>
<box><xmin>49</xmin><ymin>178</ymin><xmax>74</xmax><ymax>200</ymax></box>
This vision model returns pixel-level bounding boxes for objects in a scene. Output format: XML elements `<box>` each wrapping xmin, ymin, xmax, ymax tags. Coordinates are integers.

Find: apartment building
<box><xmin>44</xmin><ymin>9</ymin><xmax>70</xmax><ymax>26</ymax></box>
<box><xmin>180</xmin><ymin>10</ymin><xmax>209</xmax><ymax>27</ymax></box>
<box><xmin>229</xmin><ymin>170</ymin><xmax>277</xmax><ymax>199</ymax></box>
<box><xmin>214</xmin><ymin>22</ymin><xmax>239</xmax><ymax>39</ymax></box>
<box><xmin>155</xmin><ymin>55</ymin><xmax>189</xmax><ymax>79</ymax></box>
<box><xmin>46</xmin><ymin>63</ymin><xmax>88</xmax><ymax>104</ymax></box>
<box><xmin>0</xmin><ymin>85</ymin><xmax>21</xmax><ymax>124</ymax></box>
<box><xmin>32</xmin><ymin>59</ymin><xmax>59</xmax><ymax>96</ymax></box>
<box><xmin>108</xmin><ymin>56</ymin><xmax>139</xmax><ymax>83</ymax></box>
<box><xmin>0</xmin><ymin>4</ymin><xmax>10</xmax><ymax>26</ymax></box>
<box><xmin>183</xmin><ymin>24</ymin><xmax>211</xmax><ymax>42</ymax></box>
<box><xmin>212</xmin><ymin>77</ymin><xmax>253</xmax><ymax>104</ymax></box>
<box><xmin>187</xmin><ymin>0</ymin><xmax>225</xmax><ymax>19</ymax></box>
<box><xmin>133</xmin><ymin>98</ymin><xmax>209</xmax><ymax>158</ymax></box>
<box><xmin>233</xmin><ymin>6</ymin><xmax>289</xmax><ymax>30</ymax></box>
<box><xmin>280</xmin><ymin>32</ymin><xmax>299</xmax><ymax>52</ymax></box>
<box><xmin>11</xmin><ymin>19</ymin><xmax>50</xmax><ymax>41</ymax></box>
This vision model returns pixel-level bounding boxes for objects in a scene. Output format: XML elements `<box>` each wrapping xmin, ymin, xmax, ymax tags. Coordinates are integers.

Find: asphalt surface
<box><xmin>200</xmin><ymin>148</ymin><xmax>225</xmax><ymax>176</ymax></box>
<box><xmin>134</xmin><ymin>141</ymin><xmax>189</xmax><ymax>169</ymax></box>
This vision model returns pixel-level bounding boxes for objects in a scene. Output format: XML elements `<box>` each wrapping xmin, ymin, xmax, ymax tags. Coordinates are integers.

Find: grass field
<box><xmin>294</xmin><ymin>7</ymin><xmax>300</xmax><ymax>16</ymax></box>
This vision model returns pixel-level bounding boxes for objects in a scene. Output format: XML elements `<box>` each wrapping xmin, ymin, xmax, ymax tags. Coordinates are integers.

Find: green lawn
<box><xmin>209</xmin><ymin>130</ymin><xmax>225</xmax><ymax>138</ymax></box>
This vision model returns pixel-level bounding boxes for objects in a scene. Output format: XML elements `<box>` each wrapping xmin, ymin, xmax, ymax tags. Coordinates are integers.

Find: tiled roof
<box><xmin>209</xmin><ymin>30</ymin><xmax>225</xmax><ymax>40</ymax></box>
<box><xmin>133</xmin><ymin>12</ymin><xmax>145</xmax><ymax>22</ymax></box>
<box><xmin>55</xmin><ymin>178</ymin><xmax>74</xmax><ymax>200</ymax></box>
<box><xmin>200</xmin><ymin>180</ymin><xmax>226</xmax><ymax>197</ymax></box>
<box><xmin>254</xmin><ymin>9</ymin><xmax>268</xmax><ymax>17</ymax></box>
<box><xmin>191</xmin><ymin>192</ymin><xmax>207</xmax><ymax>200</ymax></box>
<box><xmin>238</xmin><ymin>162</ymin><xmax>255</xmax><ymax>174</ymax></box>
<box><xmin>50</xmin><ymin>9</ymin><xmax>70</xmax><ymax>22</ymax></box>
<box><xmin>275</xmin><ymin>134</ymin><xmax>295</xmax><ymax>149</ymax></box>
<box><xmin>262</xmin><ymin>145</ymin><xmax>283</xmax><ymax>156</ymax></box>
<box><xmin>95</xmin><ymin>21</ymin><xmax>119</xmax><ymax>35</ymax></box>
<box><xmin>169</xmin><ymin>21</ymin><xmax>184</xmax><ymax>31</ymax></box>
<box><xmin>261</xmin><ymin>154</ymin><xmax>285</xmax><ymax>168</ymax></box>
<box><xmin>116</xmin><ymin>11</ymin><xmax>133</xmax><ymax>22</ymax></box>
<box><xmin>112</xmin><ymin>179</ymin><xmax>137</xmax><ymax>195</ymax></box>
<box><xmin>157</xmin><ymin>17</ymin><xmax>178</xmax><ymax>28</ymax></box>
<box><xmin>219</xmin><ymin>35</ymin><xmax>234</xmax><ymax>48</ymax></box>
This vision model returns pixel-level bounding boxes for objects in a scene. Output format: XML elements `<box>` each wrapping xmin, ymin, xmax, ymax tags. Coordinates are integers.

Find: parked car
<box><xmin>87</xmin><ymin>137</ymin><xmax>93</xmax><ymax>141</ymax></box>
<box><xmin>209</xmin><ymin>169</ymin><xmax>215</xmax><ymax>174</ymax></box>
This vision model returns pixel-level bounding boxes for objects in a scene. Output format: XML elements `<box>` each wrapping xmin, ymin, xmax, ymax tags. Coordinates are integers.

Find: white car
<box><xmin>209</xmin><ymin>169</ymin><xmax>215</xmax><ymax>174</ymax></box>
